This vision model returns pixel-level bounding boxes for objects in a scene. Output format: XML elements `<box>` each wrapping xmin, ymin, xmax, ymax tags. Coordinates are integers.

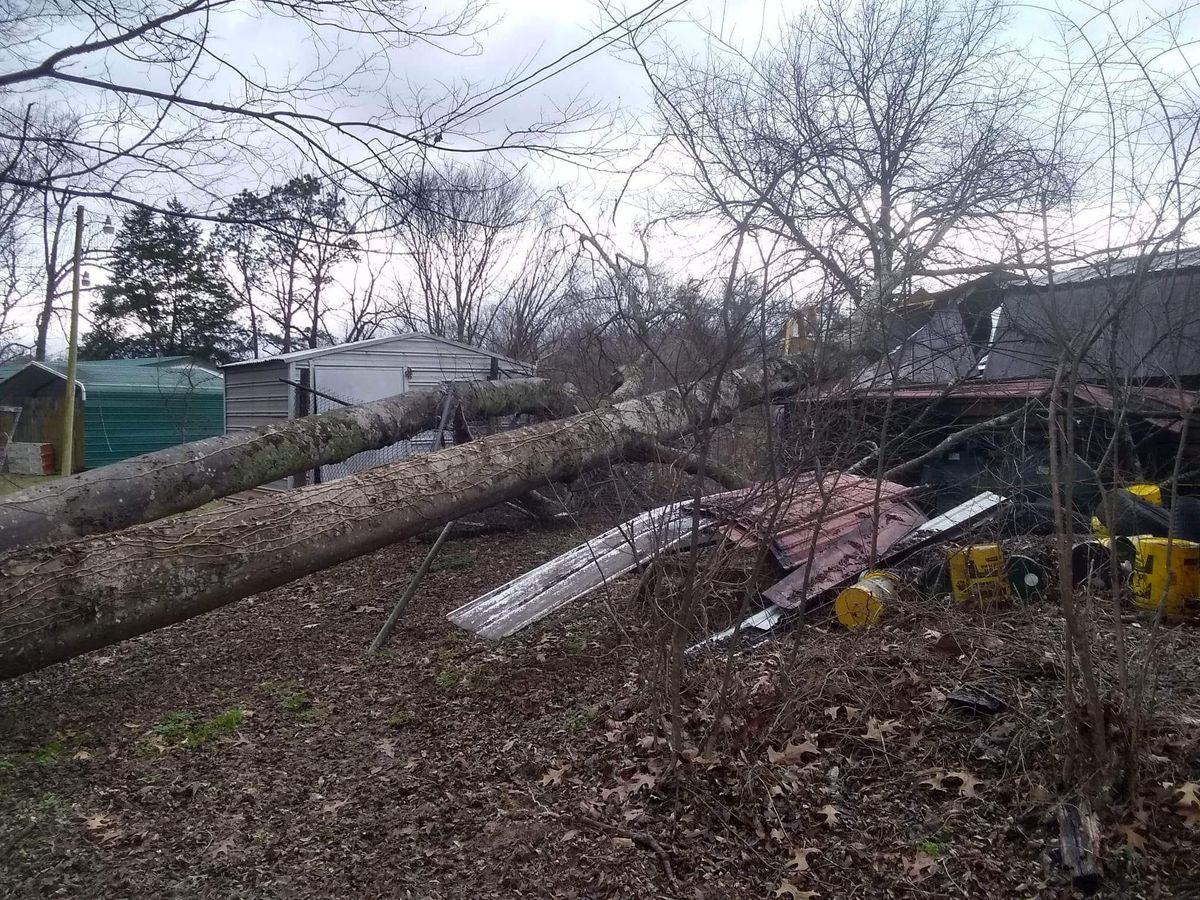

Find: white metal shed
<box><xmin>222</xmin><ymin>333</ymin><xmax>536</xmax><ymax>484</ymax></box>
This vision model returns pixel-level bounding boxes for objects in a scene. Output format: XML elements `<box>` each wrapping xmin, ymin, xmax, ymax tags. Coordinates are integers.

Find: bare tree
<box><xmin>6</xmin><ymin>112</ymin><xmax>113</xmax><ymax>360</ymax></box>
<box><xmin>0</xmin><ymin>0</ymin><xmax>616</xmax><ymax>215</ymax></box>
<box><xmin>490</xmin><ymin>221</ymin><xmax>580</xmax><ymax>362</ymax></box>
<box><xmin>389</xmin><ymin>161</ymin><xmax>537</xmax><ymax>345</ymax></box>
<box><xmin>339</xmin><ymin>251</ymin><xmax>400</xmax><ymax>343</ymax></box>
<box><xmin>637</xmin><ymin>0</ymin><xmax>1056</xmax><ymax>314</ymax></box>
<box><xmin>0</xmin><ymin>145</ymin><xmax>36</xmax><ymax>358</ymax></box>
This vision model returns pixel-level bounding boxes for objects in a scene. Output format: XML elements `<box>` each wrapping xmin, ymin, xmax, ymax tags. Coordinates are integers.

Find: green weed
<box><xmin>434</xmin><ymin>668</ymin><xmax>466</xmax><ymax>690</ymax></box>
<box><xmin>564</xmin><ymin>628</ymin><xmax>594</xmax><ymax>654</ymax></box>
<box><xmin>562</xmin><ymin>705</ymin><xmax>596</xmax><ymax>733</ymax></box>
<box><xmin>917</xmin><ymin>839</ymin><xmax>944</xmax><ymax>857</ymax></box>
<box><xmin>0</xmin><ymin>735</ymin><xmax>73</xmax><ymax>772</ymax></box>
<box><xmin>31</xmin><ymin>738</ymin><xmax>66</xmax><ymax>765</ymax></box>
<box><xmin>430</xmin><ymin>550</ymin><xmax>477</xmax><ymax>572</ymax></box>
<box><xmin>150</xmin><ymin>708</ymin><xmax>245</xmax><ymax>748</ymax></box>
<box><xmin>261</xmin><ymin>682</ymin><xmax>325</xmax><ymax>722</ymax></box>
<box><xmin>386</xmin><ymin>708</ymin><xmax>418</xmax><ymax>728</ymax></box>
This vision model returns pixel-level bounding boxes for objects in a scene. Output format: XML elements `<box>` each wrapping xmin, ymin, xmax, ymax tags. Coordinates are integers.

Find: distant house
<box><xmin>221</xmin><ymin>333</ymin><xmax>536</xmax><ymax>484</ymax></box>
<box><xmin>0</xmin><ymin>356</ymin><xmax>223</xmax><ymax>472</ymax></box>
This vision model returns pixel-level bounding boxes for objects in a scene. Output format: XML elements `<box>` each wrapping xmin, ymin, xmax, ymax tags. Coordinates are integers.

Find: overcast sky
<box><xmin>8</xmin><ymin>0</ymin><xmax>1197</xmax><ymax>354</ymax></box>
<box><xmin>9</xmin><ymin>0</ymin><xmax>793</xmax><ymax>352</ymax></box>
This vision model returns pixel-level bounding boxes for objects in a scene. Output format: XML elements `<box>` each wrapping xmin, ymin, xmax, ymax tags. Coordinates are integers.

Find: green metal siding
<box><xmin>83</xmin><ymin>385</ymin><xmax>224</xmax><ymax>468</ymax></box>
<box><xmin>0</xmin><ymin>357</ymin><xmax>225</xmax><ymax>469</ymax></box>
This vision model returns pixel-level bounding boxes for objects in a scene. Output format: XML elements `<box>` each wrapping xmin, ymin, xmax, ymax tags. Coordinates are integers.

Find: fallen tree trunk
<box><xmin>0</xmin><ymin>359</ymin><xmax>796</xmax><ymax>678</ymax></box>
<box><xmin>626</xmin><ymin>439</ymin><xmax>751</xmax><ymax>491</ymax></box>
<box><xmin>0</xmin><ymin>378</ymin><xmax>571</xmax><ymax>551</ymax></box>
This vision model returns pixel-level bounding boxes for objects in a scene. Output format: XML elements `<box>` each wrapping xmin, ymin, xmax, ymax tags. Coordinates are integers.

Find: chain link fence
<box><xmin>293</xmin><ymin>382</ymin><xmax>527</xmax><ymax>485</ymax></box>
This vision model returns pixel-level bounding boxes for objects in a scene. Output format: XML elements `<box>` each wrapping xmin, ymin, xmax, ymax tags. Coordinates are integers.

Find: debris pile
<box><xmin>449</xmin><ymin>469</ymin><xmax>1200</xmax><ymax>646</ymax></box>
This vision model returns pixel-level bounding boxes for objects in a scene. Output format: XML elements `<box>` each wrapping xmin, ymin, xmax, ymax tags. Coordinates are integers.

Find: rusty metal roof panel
<box><xmin>696</xmin><ymin>475</ymin><xmax>915</xmax><ymax>570</ymax></box>
<box><xmin>851</xmin><ymin>379</ymin><xmax>1055</xmax><ymax>402</ymax></box>
<box><xmin>763</xmin><ymin>501</ymin><xmax>925</xmax><ymax>608</ymax></box>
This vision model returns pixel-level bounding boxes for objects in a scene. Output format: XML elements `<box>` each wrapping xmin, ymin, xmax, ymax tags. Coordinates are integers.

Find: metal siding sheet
<box><xmin>223</xmin><ymin>362</ymin><xmax>290</xmax><ymax>434</ymax></box>
<box><xmin>448</xmin><ymin>504</ymin><xmax>705</xmax><ymax>638</ymax></box>
<box><xmin>84</xmin><ymin>387</ymin><xmax>224</xmax><ymax>469</ymax></box>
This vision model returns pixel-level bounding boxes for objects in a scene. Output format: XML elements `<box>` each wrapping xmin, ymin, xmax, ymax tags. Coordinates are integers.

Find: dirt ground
<box><xmin>1</xmin><ymin>506</ymin><xmax>1198</xmax><ymax>899</ymax></box>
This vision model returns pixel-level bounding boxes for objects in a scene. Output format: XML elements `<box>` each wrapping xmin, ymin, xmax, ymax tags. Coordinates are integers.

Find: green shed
<box><xmin>0</xmin><ymin>357</ymin><xmax>224</xmax><ymax>472</ymax></box>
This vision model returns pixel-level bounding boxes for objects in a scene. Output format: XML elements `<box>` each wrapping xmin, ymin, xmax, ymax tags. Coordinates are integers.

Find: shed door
<box><xmin>310</xmin><ymin>362</ymin><xmax>407</xmax><ymax>481</ymax></box>
<box><xmin>312</xmin><ymin>363</ymin><xmax>405</xmax><ymax>407</ymax></box>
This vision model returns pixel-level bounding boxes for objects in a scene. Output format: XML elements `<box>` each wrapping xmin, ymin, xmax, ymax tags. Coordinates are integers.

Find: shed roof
<box><xmin>0</xmin><ymin>358</ymin><xmax>223</xmax><ymax>396</ymax></box>
<box><xmin>1028</xmin><ymin>246</ymin><xmax>1200</xmax><ymax>286</ymax></box>
<box><xmin>220</xmin><ymin>333</ymin><xmax>530</xmax><ymax>370</ymax></box>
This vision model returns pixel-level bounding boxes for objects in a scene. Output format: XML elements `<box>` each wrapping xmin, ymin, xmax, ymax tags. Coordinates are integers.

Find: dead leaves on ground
<box><xmin>1173</xmin><ymin>782</ymin><xmax>1200</xmax><ymax>829</ymax></box>
<box><xmin>815</xmin><ymin>804</ymin><xmax>840</xmax><ymax>828</ymax></box>
<box><xmin>905</xmin><ymin>850</ymin><xmax>939</xmax><ymax>881</ymax></box>
<box><xmin>601</xmin><ymin>772</ymin><xmax>657</xmax><ymax>803</ymax></box>
<box><xmin>767</xmin><ymin>738</ymin><xmax>821</xmax><ymax>765</ymax></box>
<box><xmin>786</xmin><ymin>846</ymin><xmax>820</xmax><ymax>872</ymax></box>
<box><xmin>919</xmin><ymin>768</ymin><xmax>985</xmax><ymax>798</ymax></box>
<box><xmin>863</xmin><ymin>718</ymin><xmax>902</xmax><ymax>744</ymax></box>
<box><xmin>773</xmin><ymin>880</ymin><xmax>819</xmax><ymax>899</ymax></box>
<box><xmin>1116</xmin><ymin>823</ymin><xmax>1148</xmax><ymax>851</ymax></box>
<box><xmin>79</xmin><ymin>811</ymin><xmax>125</xmax><ymax>846</ymax></box>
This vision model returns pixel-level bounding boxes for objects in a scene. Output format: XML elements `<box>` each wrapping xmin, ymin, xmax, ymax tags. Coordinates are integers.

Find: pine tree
<box><xmin>85</xmin><ymin>200</ymin><xmax>245</xmax><ymax>362</ymax></box>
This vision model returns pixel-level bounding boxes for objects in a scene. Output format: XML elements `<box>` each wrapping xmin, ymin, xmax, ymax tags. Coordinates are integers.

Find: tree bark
<box><xmin>0</xmin><ymin>378</ymin><xmax>573</xmax><ymax>551</ymax></box>
<box><xmin>0</xmin><ymin>359</ymin><xmax>797</xmax><ymax>678</ymax></box>
<box><xmin>625</xmin><ymin>439</ymin><xmax>751</xmax><ymax>491</ymax></box>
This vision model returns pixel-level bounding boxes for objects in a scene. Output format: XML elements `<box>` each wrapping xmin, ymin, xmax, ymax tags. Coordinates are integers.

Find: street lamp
<box><xmin>60</xmin><ymin>210</ymin><xmax>115</xmax><ymax>476</ymax></box>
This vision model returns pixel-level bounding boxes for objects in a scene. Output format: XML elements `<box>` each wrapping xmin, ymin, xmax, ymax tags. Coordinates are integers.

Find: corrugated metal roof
<box><xmin>697</xmin><ymin>475</ymin><xmax>914</xmax><ymax>570</ymax></box>
<box><xmin>221</xmin><ymin>333</ymin><xmax>532</xmax><ymax>371</ymax></box>
<box><xmin>0</xmin><ymin>359</ymin><xmax>222</xmax><ymax>394</ymax></box>
<box><xmin>1030</xmin><ymin>246</ymin><xmax>1200</xmax><ymax>286</ymax></box>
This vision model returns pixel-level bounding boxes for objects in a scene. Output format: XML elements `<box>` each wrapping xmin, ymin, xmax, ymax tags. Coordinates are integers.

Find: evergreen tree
<box><xmin>85</xmin><ymin>200</ymin><xmax>245</xmax><ymax>362</ymax></box>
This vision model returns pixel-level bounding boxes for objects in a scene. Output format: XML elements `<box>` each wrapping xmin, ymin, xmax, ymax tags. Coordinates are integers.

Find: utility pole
<box><xmin>59</xmin><ymin>205</ymin><xmax>84</xmax><ymax>476</ymax></box>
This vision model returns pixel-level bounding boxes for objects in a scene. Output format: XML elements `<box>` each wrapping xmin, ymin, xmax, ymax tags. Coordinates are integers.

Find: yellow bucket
<box><xmin>948</xmin><ymin>544</ymin><xmax>1009</xmax><ymax>606</ymax></box>
<box><xmin>1131</xmin><ymin>536</ymin><xmax>1200</xmax><ymax>617</ymax></box>
<box><xmin>1092</xmin><ymin>484</ymin><xmax>1163</xmax><ymax>539</ymax></box>
<box><xmin>1127</xmin><ymin>483</ymin><xmax>1163</xmax><ymax>506</ymax></box>
<box><xmin>835</xmin><ymin>571</ymin><xmax>896</xmax><ymax>629</ymax></box>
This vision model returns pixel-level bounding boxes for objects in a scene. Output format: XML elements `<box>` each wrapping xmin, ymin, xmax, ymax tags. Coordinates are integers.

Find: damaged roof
<box><xmin>984</xmin><ymin>266</ymin><xmax>1200</xmax><ymax>380</ymax></box>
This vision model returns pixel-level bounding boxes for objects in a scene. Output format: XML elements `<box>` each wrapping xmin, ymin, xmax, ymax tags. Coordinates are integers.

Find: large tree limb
<box><xmin>0</xmin><ymin>378</ymin><xmax>572</xmax><ymax>551</ymax></box>
<box><xmin>0</xmin><ymin>359</ymin><xmax>797</xmax><ymax>678</ymax></box>
<box><xmin>625</xmin><ymin>439</ymin><xmax>751</xmax><ymax>491</ymax></box>
<box><xmin>881</xmin><ymin>409</ymin><xmax>1023</xmax><ymax>481</ymax></box>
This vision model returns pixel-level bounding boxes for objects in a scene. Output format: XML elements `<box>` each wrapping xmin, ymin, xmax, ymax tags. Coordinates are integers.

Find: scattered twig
<box><xmin>571</xmin><ymin>812</ymin><xmax>678</xmax><ymax>890</ymax></box>
<box><xmin>1057</xmin><ymin>800</ymin><xmax>1103</xmax><ymax>892</ymax></box>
